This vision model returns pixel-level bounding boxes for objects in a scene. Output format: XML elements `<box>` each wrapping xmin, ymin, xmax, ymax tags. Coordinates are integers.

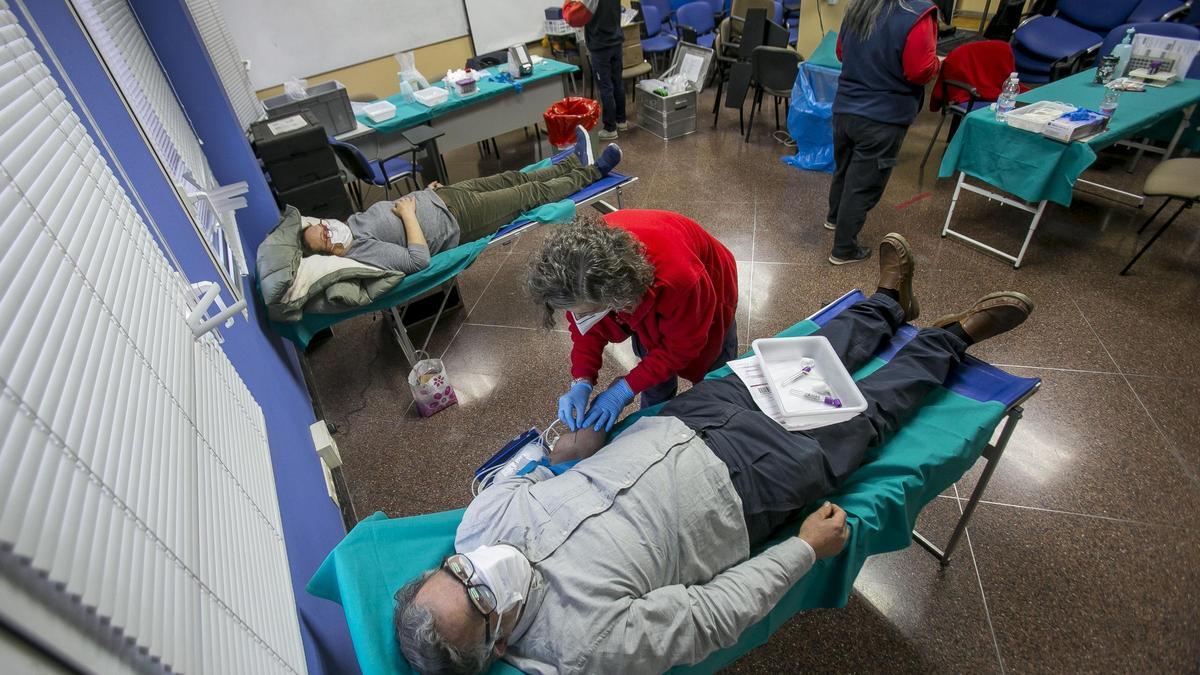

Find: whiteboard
<box><xmin>464</xmin><ymin>0</ymin><xmax>552</xmax><ymax>55</ymax></box>
<box><xmin>214</xmin><ymin>0</ymin><xmax>470</xmax><ymax>90</ymax></box>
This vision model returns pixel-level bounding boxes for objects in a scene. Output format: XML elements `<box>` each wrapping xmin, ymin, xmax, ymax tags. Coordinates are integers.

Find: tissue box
<box><xmin>1042</xmin><ymin>109</ymin><xmax>1107</xmax><ymax>143</ymax></box>
<box><xmin>414</xmin><ymin>87</ymin><xmax>449</xmax><ymax>108</ymax></box>
<box><xmin>363</xmin><ymin>100</ymin><xmax>396</xmax><ymax>123</ymax></box>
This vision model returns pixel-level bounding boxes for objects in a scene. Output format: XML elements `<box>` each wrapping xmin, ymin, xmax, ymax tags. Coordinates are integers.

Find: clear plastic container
<box><xmin>752</xmin><ymin>335</ymin><xmax>867</xmax><ymax>428</ymax></box>
<box><xmin>413</xmin><ymin>87</ymin><xmax>449</xmax><ymax>108</ymax></box>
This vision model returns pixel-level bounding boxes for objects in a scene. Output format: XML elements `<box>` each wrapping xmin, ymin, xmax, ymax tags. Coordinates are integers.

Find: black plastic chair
<box><xmin>712</xmin><ymin>6</ymin><xmax>768</xmax><ymax>128</ymax></box>
<box><xmin>744</xmin><ymin>45</ymin><xmax>802</xmax><ymax>142</ymax></box>
<box><xmin>328</xmin><ymin>137</ymin><xmax>420</xmax><ymax>211</ymax></box>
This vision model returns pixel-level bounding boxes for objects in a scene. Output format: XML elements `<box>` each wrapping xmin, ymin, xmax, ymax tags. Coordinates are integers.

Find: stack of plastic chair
<box><xmin>641</xmin><ymin>5</ymin><xmax>679</xmax><ymax>71</ymax></box>
<box><xmin>772</xmin><ymin>1</ymin><xmax>800</xmax><ymax>46</ymax></box>
<box><xmin>677</xmin><ymin>1</ymin><xmax>719</xmax><ymax>47</ymax></box>
<box><xmin>1011</xmin><ymin>0</ymin><xmax>1189</xmax><ymax>83</ymax></box>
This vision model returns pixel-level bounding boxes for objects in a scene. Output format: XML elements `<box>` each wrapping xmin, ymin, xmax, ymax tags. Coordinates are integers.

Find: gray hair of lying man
<box><xmin>525</xmin><ymin>213</ymin><xmax>656</xmax><ymax>329</ymax></box>
<box><xmin>394</xmin><ymin>571</ymin><xmax>495</xmax><ymax>675</ymax></box>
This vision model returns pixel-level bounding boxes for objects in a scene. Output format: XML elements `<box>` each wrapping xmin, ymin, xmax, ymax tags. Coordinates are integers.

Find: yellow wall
<box><xmin>793</xmin><ymin>1</ymin><xmax>848</xmax><ymax>57</ymax></box>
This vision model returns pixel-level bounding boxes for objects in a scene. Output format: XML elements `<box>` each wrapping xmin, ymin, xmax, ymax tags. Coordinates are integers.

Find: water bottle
<box><xmin>1111</xmin><ymin>27</ymin><xmax>1135</xmax><ymax>78</ymax></box>
<box><xmin>995</xmin><ymin>72</ymin><xmax>1019</xmax><ymax>122</ymax></box>
<box><xmin>1099</xmin><ymin>86</ymin><xmax>1120</xmax><ymax>129</ymax></box>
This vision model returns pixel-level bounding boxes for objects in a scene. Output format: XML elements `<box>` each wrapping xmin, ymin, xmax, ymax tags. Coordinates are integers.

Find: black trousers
<box><xmin>826</xmin><ymin>113</ymin><xmax>910</xmax><ymax>257</ymax></box>
<box><xmin>661</xmin><ymin>294</ymin><xmax>966</xmax><ymax>546</ymax></box>
<box><xmin>589</xmin><ymin>45</ymin><xmax>626</xmax><ymax>132</ymax></box>
<box><xmin>632</xmin><ymin>320</ymin><xmax>740</xmax><ymax>409</ymax></box>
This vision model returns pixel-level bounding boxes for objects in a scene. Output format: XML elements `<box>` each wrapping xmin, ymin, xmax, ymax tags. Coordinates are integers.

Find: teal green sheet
<box><xmin>939</xmin><ymin>69</ymin><xmax>1200</xmax><ymax>206</ymax></box>
<box><xmin>806</xmin><ymin>31</ymin><xmax>841</xmax><ymax>71</ymax></box>
<box><xmin>267</xmin><ymin>159</ymin><xmax>576</xmax><ymax>350</ymax></box>
<box><xmin>307</xmin><ymin>319</ymin><xmax>1005</xmax><ymax>675</ymax></box>
<box><xmin>358</xmin><ymin>60</ymin><xmax>579</xmax><ymax>134</ymax></box>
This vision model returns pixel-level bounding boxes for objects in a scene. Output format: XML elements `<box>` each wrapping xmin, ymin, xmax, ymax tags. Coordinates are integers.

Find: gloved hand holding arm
<box><xmin>558</xmin><ymin>380</ymin><xmax>593</xmax><ymax>431</ymax></box>
<box><xmin>582</xmin><ymin>378</ymin><xmax>634</xmax><ymax>432</ymax></box>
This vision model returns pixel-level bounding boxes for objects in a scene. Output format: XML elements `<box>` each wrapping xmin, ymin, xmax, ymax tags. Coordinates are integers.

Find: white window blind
<box><xmin>70</xmin><ymin>0</ymin><xmax>248</xmax><ymax>294</ymax></box>
<box><xmin>182</xmin><ymin>0</ymin><xmax>264</xmax><ymax>131</ymax></box>
<box><xmin>0</xmin><ymin>6</ymin><xmax>306</xmax><ymax>674</ymax></box>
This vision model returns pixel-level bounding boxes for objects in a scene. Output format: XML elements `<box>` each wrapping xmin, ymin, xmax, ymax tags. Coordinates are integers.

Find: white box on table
<box><xmin>752</xmin><ymin>336</ymin><xmax>867</xmax><ymax>428</ymax></box>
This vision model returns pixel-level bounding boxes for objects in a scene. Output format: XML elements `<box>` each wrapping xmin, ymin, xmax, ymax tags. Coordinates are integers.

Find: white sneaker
<box><xmin>617</xmin><ymin>121</ymin><xmax>630</xmax><ymax>131</ymax></box>
<box><xmin>823</xmin><ymin>221</ymin><xmax>836</xmax><ymax>231</ymax></box>
<box><xmin>599</xmin><ymin>128</ymin><xmax>619</xmax><ymax>140</ymax></box>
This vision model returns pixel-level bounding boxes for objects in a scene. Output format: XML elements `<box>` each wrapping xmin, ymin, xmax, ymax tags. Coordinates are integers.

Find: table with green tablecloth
<box><xmin>337</xmin><ymin>58</ymin><xmax>580</xmax><ymax>179</ymax></box>
<box><xmin>937</xmin><ymin>69</ymin><xmax>1200</xmax><ymax>267</ymax></box>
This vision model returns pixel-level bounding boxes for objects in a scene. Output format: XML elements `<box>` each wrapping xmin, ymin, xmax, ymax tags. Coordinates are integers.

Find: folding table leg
<box><xmin>1011</xmin><ymin>199</ymin><xmax>1048</xmax><ymax>269</ymax></box>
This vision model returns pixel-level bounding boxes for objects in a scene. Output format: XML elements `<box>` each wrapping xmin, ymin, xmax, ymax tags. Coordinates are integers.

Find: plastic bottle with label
<box><xmin>995</xmin><ymin>72</ymin><xmax>1020</xmax><ymax>122</ymax></box>
<box><xmin>1111</xmin><ymin>27</ymin><xmax>1136</xmax><ymax>78</ymax></box>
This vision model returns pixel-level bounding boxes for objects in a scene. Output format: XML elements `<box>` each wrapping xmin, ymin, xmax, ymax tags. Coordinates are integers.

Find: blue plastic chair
<box><xmin>677</xmin><ymin>1</ymin><xmax>718</xmax><ymax>48</ymax></box>
<box><xmin>641</xmin><ymin>5</ymin><xmax>679</xmax><ymax>70</ymax></box>
<box><xmin>1011</xmin><ymin>0</ymin><xmax>1142</xmax><ymax>83</ymax></box>
<box><xmin>707</xmin><ymin>0</ymin><xmax>728</xmax><ymax>20</ymax></box>
<box><xmin>643</xmin><ymin>0</ymin><xmax>674</xmax><ymax>31</ymax></box>
<box><xmin>328</xmin><ymin>137</ymin><xmax>420</xmax><ymax>211</ymax></box>
<box><xmin>772</xmin><ymin>1</ymin><xmax>800</xmax><ymax>46</ymax></box>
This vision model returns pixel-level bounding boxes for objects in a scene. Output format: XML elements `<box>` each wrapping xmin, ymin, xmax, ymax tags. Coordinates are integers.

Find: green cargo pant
<box><xmin>434</xmin><ymin>156</ymin><xmax>602</xmax><ymax>243</ymax></box>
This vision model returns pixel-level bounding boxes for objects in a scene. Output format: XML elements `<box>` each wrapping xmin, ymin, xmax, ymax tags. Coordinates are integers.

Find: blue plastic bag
<box><xmin>782</xmin><ymin>63</ymin><xmax>840</xmax><ymax>174</ymax></box>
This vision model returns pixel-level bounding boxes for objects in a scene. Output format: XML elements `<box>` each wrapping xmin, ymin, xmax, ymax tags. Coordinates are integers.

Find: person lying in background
<box><xmin>526</xmin><ymin>210</ymin><xmax>739</xmax><ymax>431</ymax></box>
<box><xmin>393</xmin><ymin>234</ymin><xmax>1035</xmax><ymax>674</ymax></box>
<box><xmin>301</xmin><ymin>129</ymin><xmax>622</xmax><ymax>274</ymax></box>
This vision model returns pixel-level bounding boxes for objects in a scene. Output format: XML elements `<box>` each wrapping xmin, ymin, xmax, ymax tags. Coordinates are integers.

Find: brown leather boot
<box><xmin>933</xmin><ymin>291</ymin><xmax>1035</xmax><ymax>344</ymax></box>
<box><xmin>878</xmin><ymin>233</ymin><xmax>919</xmax><ymax>321</ymax></box>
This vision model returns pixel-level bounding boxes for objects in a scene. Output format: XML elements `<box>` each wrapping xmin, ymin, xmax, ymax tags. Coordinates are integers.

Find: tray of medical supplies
<box><xmin>1004</xmin><ymin>100</ymin><xmax>1077</xmax><ymax>133</ymax></box>
<box><xmin>752</xmin><ymin>336</ymin><xmax>867</xmax><ymax>426</ymax></box>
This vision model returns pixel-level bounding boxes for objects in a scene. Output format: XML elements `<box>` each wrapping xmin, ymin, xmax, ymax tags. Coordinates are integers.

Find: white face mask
<box><xmin>570</xmin><ymin>309</ymin><xmax>610</xmax><ymax>335</ymax></box>
<box><xmin>323</xmin><ymin>218</ymin><xmax>353</xmax><ymax>246</ymax></box>
<box><xmin>463</xmin><ymin>544</ymin><xmax>532</xmax><ymax>615</ymax></box>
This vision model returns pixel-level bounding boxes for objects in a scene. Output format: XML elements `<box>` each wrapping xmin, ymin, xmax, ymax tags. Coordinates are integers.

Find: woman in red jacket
<box><xmin>526</xmin><ymin>210</ymin><xmax>739</xmax><ymax>431</ymax></box>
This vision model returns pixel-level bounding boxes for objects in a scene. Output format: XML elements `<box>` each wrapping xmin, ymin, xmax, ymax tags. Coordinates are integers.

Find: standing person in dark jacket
<box><xmin>824</xmin><ymin>0</ymin><xmax>940</xmax><ymax>265</ymax></box>
<box><xmin>563</xmin><ymin>0</ymin><xmax>627</xmax><ymax>139</ymax></box>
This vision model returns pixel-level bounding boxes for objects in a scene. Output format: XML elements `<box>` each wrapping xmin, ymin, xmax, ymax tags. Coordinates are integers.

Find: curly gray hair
<box><xmin>394</xmin><ymin>570</ymin><xmax>494</xmax><ymax>675</ymax></box>
<box><xmin>526</xmin><ymin>214</ymin><xmax>656</xmax><ymax>329</ymax></box>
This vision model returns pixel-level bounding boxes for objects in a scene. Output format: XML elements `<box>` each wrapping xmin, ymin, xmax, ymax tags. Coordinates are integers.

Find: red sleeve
<box><xmin>836</xmin><ymin>33</ymin><xmax>842</xmax><ymax>61</ymax></box>
<box><xmin>623</xmin><ymin>280</ymin><xmax>718</xmax><ymax>394</ymax></box>
<box><xmin>902</xmin><ymin>11</ymin><xmax>939</xmax><ymax>86</ymax></box>
<box><xmin>568</xmin><ymin>313</ymin><xmax>611</xmax><ymax>383</ymax></box>
<box><xmin>562</xmin><ymin>1</ymin><xmax>594</xmax><ymax>28</ymax></box>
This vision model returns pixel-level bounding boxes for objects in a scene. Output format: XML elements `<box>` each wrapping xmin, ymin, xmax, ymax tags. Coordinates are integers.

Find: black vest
<box><xmin>834</xmin><ymin>0</ymin><xmax>934</xmax><ymax>125</ymax></box>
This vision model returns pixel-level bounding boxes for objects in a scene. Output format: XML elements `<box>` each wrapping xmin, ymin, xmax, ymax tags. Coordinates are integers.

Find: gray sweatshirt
<box><xmin>455</xmin><ymin>416</ymin><xmax>816</xmax><ymax>674</ymax></box>
<box><xmin>343</xmin><ymin>190</ymin><xmax>459</xmax><ymax>273</ymax></box>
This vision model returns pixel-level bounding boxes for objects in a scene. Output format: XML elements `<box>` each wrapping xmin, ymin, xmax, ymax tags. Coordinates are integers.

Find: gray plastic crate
<box><xmin>264</xmin><ymin>80</ymin><xmax>355</xmax><ymax>136</ymax></box>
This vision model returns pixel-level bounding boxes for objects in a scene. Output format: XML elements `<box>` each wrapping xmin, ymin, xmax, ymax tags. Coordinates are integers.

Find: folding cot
<box><xmin>306</xmin><ymin>289</ymin><xmax>1040</xmax><ymax>674</ymax></box>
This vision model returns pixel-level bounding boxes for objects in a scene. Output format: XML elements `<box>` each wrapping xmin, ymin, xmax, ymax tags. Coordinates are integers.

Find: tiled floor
<box><xmin>306</xmin><ymin>87</ymin><xmax>1200</xmax><ymax>673</ymax></box>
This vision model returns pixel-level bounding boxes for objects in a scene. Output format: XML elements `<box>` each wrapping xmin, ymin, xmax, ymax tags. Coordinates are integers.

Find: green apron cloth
<box><xmin>358</xmin><ymin>60</ymin><xmax>580</xmax><ymax>134</ymax></box>
<box><xmin>939</xmin><ymin>69</ymin><xmax>1200</xmax><ymax>206</ymax></box>
<box><xmin>307</xmin><ymin>319</ymin><xmax>1005</xmax><ymax>675</ymax></box>
<box><xmin>806</xmin><ymin>30</ymin><xmax>841</xmax><ymax>71</ymax></box>
<box><xmin>266</xmin><ymin>158</ymin><xmax>576</xmax><ymax>350</ymax></box>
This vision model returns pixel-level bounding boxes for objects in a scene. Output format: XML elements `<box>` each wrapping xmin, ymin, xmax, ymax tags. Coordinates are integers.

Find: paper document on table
<box><xmin>727</xmin><ymin>356</ymin><xmax>810</xmax><ymax>431</ymax></box>
<box><xmin>1131</xmin><ymin>34</ymin><xmax>1199</xmax><ymax>78</ymax></box>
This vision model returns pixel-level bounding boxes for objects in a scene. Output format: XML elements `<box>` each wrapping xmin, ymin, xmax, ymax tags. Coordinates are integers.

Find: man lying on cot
<box><xmin>393</xmin><ymin>234</ymin><xmax>1035</xmax><ymax>674</ymax></box>
<box><xmin>300</xmin><ymin>129</ymin><xmax>622</xmax><ymax>274</ymax></box>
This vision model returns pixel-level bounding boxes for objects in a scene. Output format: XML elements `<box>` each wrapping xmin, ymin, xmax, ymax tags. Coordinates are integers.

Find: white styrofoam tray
<box><xmin>414</xmin><ymin>87</ymin><xmax>449</xmax><ymax>108</ymax></box>
<box><xmin>363</xmin><ymin>100</ymin><xmax>396</xmax><ymax>122</ymax></box>
<box><xmin>752</xmin><ymin>336</ymin><xmax>867</xmax><ymax>428</ymax></box>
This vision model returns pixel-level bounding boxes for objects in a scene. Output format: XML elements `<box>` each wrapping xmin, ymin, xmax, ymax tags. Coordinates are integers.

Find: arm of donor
<box><xmin>392</xmin><ymin>197</ymin><xmax>428</xmax><ymax>249</ymax></box>
<box><xmin>561</xmin><ymin>0</ymin><xmax>595</xmax><ymax>28</ymax></box>
<box><xmin>609</xmin><ymin>503</ymin><xmax>849</xmax><ymax>669</ymax></box>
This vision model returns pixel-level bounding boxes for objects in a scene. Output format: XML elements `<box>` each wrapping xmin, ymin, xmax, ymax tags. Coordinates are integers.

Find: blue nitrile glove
<box><xmin>582</xmin><ymin>379</ymin><xmax>635</xmax><ymax>432</ymax></box>
<box><xmin>558</xmin><ymin>381</ymin><xmax>593</xmax><ymax>431</ymax></box>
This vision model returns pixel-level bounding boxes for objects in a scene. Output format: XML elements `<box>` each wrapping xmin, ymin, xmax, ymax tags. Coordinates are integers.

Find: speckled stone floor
<box><xmin>306</xmin><ymin>85</ymin><xmax>1200</xmax><ymax>673</ymax></box>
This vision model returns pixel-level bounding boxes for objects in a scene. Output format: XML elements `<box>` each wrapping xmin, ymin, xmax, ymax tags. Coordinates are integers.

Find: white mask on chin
<box><xmin>570</xmin><ymin>309</ymin><xmax>610</xmax><ymax>335</ymax></box>
<box><xmin>463</xmin><ymin>544</ymin><xmax>532</xmax><ymax>616</ymax></box>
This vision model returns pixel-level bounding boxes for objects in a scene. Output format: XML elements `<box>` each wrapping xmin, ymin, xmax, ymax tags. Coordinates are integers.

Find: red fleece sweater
<box><xmin>566</xmin><ymin>210</ymin><xmax>739</xmax><ymax>393</ymax></box>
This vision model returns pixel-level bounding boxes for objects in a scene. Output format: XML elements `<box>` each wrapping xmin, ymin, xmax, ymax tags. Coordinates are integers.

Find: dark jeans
<box><xmin>661</xmin><ymin>294</ymin><xmax>966</xmax><ymax>546</ymax></box>
<box><xmin>435</xmin><ymin>156</ymin><xmax>600</xmax><ymax>242</ymax></box>
<box><xmin>632</xmin><ymin>320</ymin><xmax>740</xmax><ymax>409</ymax></box>
<box><xmin>827</xmin><ymin>113</ymin><xmax>910</xmax><ymax>257</ymax></box>
<box><xmin>589</xmin><ymin>45</ymin><xmax>626</xmax><ymax>132</ymax></box>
